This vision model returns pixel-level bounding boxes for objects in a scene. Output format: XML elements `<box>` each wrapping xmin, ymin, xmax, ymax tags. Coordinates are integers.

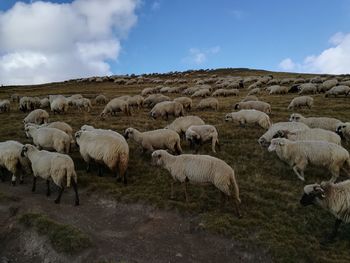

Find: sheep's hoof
<box><xmin>54</xmin><ymin>199</ymin><xmax>60</xmax><ymax>204</ymax></box>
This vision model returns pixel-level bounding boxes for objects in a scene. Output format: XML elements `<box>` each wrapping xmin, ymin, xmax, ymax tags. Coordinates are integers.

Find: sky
<box><xmin>0</xmin><ymin>0</ymin><xmax>350</xmax><ymax>85</ymax></box>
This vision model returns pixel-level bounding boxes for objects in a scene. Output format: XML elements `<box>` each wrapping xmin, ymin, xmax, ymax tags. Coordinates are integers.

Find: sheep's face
<box><xmin>268</xmin><ymin>138</ymin><xmax>285</xmax><ymax>152</ymax></box>
<box><xmin>289</xmin><ymin>113</ymin><xmax>301</xmax><ymax>122</ymax></box>
<box><xmin>151</xmin><ymin>150</ymin><xmax>165</xmax><ymax>166</ymax></box>
<box><xmin>74</xmin><ymin>131</ymin><xmax>82</xmax><ymax>145</ymax></box>
<box><xmin>24</xmin><ymin>127</ymin><xmax>32</xmax><ymax>139</ymax></box>
<box><xmin>336</xmin><ymin>124</ymin><xmax>347</xmax><ymax>138</ymax></box>
<box><xmin>225</xmin><ymin>114</ymin><xmax>233</xmax><ymax>122</ymax></box>
<box><xmin>234</xmin><ymin>104</ymin><xmax>240</xmax><ymax>110</ymax></box>
<box><xmin>21</xmin><ymin>145</ymin><xmax>28</xmax><ymax>157</ymax></box>
<box><xmin>300</xmin><ymin>184</ymin><xmax>325</xmax><ymax>206</ymax></box>
<box><xmin>124</xmin><ymin>128</ymin><xmax>133</xmax><ymax>139</ymax></box>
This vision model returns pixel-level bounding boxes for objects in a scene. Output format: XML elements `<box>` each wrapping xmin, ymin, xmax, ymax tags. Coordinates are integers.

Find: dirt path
<box><xmin>0</xmin><ymin>181</ymin><xmax>271</xmax><ymax>263</ymax></box>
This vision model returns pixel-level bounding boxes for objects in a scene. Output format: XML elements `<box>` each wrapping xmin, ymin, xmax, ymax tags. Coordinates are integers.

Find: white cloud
<box><xmin>151</xmin><ymin>1</ymin><xmax>160</xmax><ymax>11</ymax></box>
<box><xmin>279</xmin><ymin>58</ymin><xmax>295</xmax><ymax>71</ymax></box>
<box><xmin>278</xmin><ymin>32</ymin><xmax>350</xmax><ymax>74</ymax></box>
<box><xmin>182</xmin><ymin>46</ymin><xmax>221</xmax><ymax>66</ymax></box>
<box><xmin>0</xmin><ymin>0</ymin><xmax>139</xmax><ymax>85</ymax></box>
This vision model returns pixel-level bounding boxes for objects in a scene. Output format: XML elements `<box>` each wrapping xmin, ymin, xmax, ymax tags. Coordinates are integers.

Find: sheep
<box><xmin>72</xmin><ymin>98</ymin><xmax>92</xmax><ymax>112</ymax></box>
<box><xmin>272</xmin><ymin>128</ymin><xmax>341</xmax><ymax>145</ymax></box>
<box><xmin>298</xmin><ymin>83</ymin><xmax>317</xmax><ymax>95</ymax></box>
<box><xmin>165</xmin><ymin>116</ymin><xmax>205</xmax><ymax>136</ymax></box>
<box><xmin>0</xmin><ymin>100</ymin><xmax>10</xmax><ymax>113</ymax></box>
<box><xmin>150</xmin><ymin>101</ymin><xmax>184</xmax><ymax>120</ymax></box>
<box><xmin>21</xmin><ymin>144</ymin><xmax>79</xmax><ymax>205</ymax></box>
<box><xmin>40</xmin><ymin>98</ymin><xmax>50</xmax><ymax>108</ymax></box>
<box><xmin>100</xmin><ymin>98</ymin><xmax>131</xmax><ymax>119</ymax></box>
<box><xmin>27</xmin><ymin>121</ymin><xmax>74</xmax><ymax>144</ymax></box>
<box><xmin>289</xmin><ymin>113</ymin><xmax>343</xmax><ymax>131</ymax></box>
<box><xmin>197</xmin><ymin>97</ymin><xmax>219</xmax><ymax>111</ymax></box>
<box><xmin>75</xmin><ymin>130</ymin><xmax>129</xmax><ymax>184</ymax></box>
<box><xmin>185</xmin><ymin>125</ymin><xmax>220</xmax><ymax>153</ymax></box>
<box><xmin>225</xmin><ymin>110</ymin><xmax>272</xmax><ymax>129</ymax></box>
<box><xmin>124</xmin><ymin>127</ymin><xmax>182</xmax><ymax>154</ymax></box>
<box><xmin>174</xmin><ymin>97</ymin><xmax>192</xmax><ymax>110</ymax></box>
<box><xmin>23</xmin><ymin>109</ymin><xmax>49</xmax><ymax>125</ymax></box>
<box><xmin>95</xmin><ymin>94</ymin><xmax>108</xmax><ymax>105</ymax></box>
<box><xmin>10</xmin><ymin>94</ymin><xmax>20</xmax><ymax>103</ymax></box>
<box><xmin>336</xmin><ymin>122</ymin><xmax>350</xmax><ymax>142</ymax></box>
<box><xmin>127</xmin><ymin>95</ymin><xmax>144</xmax><ymax>109</ymax></box>
<box><xmin>269</xmin><ymin>85</ymin><xmax>289</xmax><ymax>95</ymax></box>
<box><xmin>242</xmin><ymin>95</ymin><xmax>259</xmax><ymax>102</ymax></box>
<box><xmin>318</xmin><ymin>79</ymin><xmax>338</xmax><ymax>93</ymax></box>
<box><xmin>191</xmin><ymin>89</ymin><xmax>211</xmax><ymax>98</ymax></box>
<box><xmin>50</xmin><ymin>96</ymin><xmax>69</xmax><ymax>114</ymax></box>
<box><xmin>325</xmin><ymin>85</ymin><xmax>350</xmax><ymax>97</ymax></box>
<box><xmin>143</xmin><ymin>94</ymin><xmax>171</xmax><ymax>108</ymax></box>
<box><xmin>258</xmin><ymin>121</ymin><xmax>310</xmax><ymax>147</ymax></box>
<box><xmin>268</xmin><ymin>138</ymin><xmax>350</xmax><ymax>182</ymax></box>
<box><xmin>0</xmin><ymin>141</ymin><xmax>32</xmax><ymax>185</ymax></box>
<box><xmin>141</xmin><ymin>87</ymin><xmax>158</xmax><ymax>96</ymax></box>
<box><xmin>151</xmin><ymin>150</ymin><xmax>241</xmax><ymax>217</ymax></box>
<box><xmin>287</xmin><ymin>96</ymin><xmax>314</xmax><ymax>110</ymax></box>
<box><xmin>67</xmin><ymin>94</ymin><xmax>83</xmax><ymax>105</ymax></box>
<box><xmin>300</xmin><ymin>180</ymin><xmax>350</xmax><ymax>242</ymax></box>
<box><xmin>19</xmin><ymin>96</ymin><xmax>39</xmax><ymax>112</ymax></box>
<box><xmin>247</xmin><ymin>88</ymin><xmax>260</xmax><ymax>96</ymax></box>
<box><xmin>212</xmin><ymin>89</ymin><xmax>239</xmax><ymax>97</ymax></box>
<box><xmin>234</xmin><ymin>101</ymin><xmax>271</xmax><ymax>114</ymax></box>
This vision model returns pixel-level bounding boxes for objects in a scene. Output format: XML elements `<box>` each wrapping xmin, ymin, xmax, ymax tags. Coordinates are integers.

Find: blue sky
<box><xmin>0</xmin><ymin>0</ymin><xmax>349</xmax><ymax>84</ymax></box>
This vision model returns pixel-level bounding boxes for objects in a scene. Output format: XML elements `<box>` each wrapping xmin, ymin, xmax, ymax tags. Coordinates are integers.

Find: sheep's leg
<box><xmin>216</xmin><ymin>140</ymin><xmax>221</xmax><ymax>151</ymax></box>
<box><xmin>19</xmin><ymin>174</ymin><xmax>24</xmax><ymax>184</ymax></box>
<box><xmin>330</xmin><ymin>166</ymin><xmax>340</xmax><ymax>183</ymax></box>
<box><xmin>11</xmin><ymin>174</ymin><xmax>16</xmax><ymax>186</ymax></box>
<box><xmin>55</xmin><ymin>186</ymin><xmax>64</xmax><ymax>204</ymax></box>
<box><xmin>292</xmin><ymin>166</ymin><xmax>305</xmax><ymax>181</ymax></box>
<box><xmin>0</xmin><ymin>168</ymin><xmax>5</xmax><ymax>182</ymax></box>
<box><xmin>170</xmin><ymin>181</ymin><xmax>175</xmax><ymax>200</ymax></box>
<box><xmin>211</xmin><ymin>138</ymin><xmax>217</xmax><ymax>153</ymax></box>
<box><xmin>46</xmin><ymin>180</ymin><xmax>51</xmax><ymax>197</ymax></box>
<box><xmin>183</xmin><ymin>181</ymin><xmax>189</xmax><ymax>203</ymax></box>
<box><xmin>86</xmin><ymin>163</ymin><xmax>91</xmax><ymax>173</ymax></box>
<box><xmin>32</xmin><ymin>177</ymin><xmax>37</xmax><ymax>192</ymax></box>
<box><xmin>72</xmin><ymin>179</ymin><xmax>79</xmax><ymax>206</ymax></box>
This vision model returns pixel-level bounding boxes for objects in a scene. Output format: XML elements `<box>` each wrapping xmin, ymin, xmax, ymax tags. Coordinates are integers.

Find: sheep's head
<box><xmin>124</xmin><ymin>128</ymin><xmax>134</xmax><ymax>139</ymax></box>
<box><xmin>21</xmin><ymin>145</ymin><xmax>33</xmax><ymax>157</ymax></box>
<box><xmin>224</xmin><ymin>113</ymin><xmax>233</xmax><ymax>122</ymax></box>
<box><xmin>300</xmin><ymin>183</ymin><xmax>326</xmax><ymax>206</ymax></box>
<box><xmin>74</xmin><ymin>131</ymin><xmax>83</xmax><ymax>146</ymax></box>
<box><xmin>268</xmin><ymin>138</ymin><xmax>286</xmax><ymax>152</ymax></box>
<box><xmin>289</xmin><ymin>113</ymin><xmax>302</xmax><ymax>122</ymax></box>
<box><xmin>336</xmin><ymin>124</ymin><xmax>347</xmax><ymax>138</ymax></box>
<box><xmin>151</xmin><ymin>150</ymin><xmax>167</xmax><ymax>166</ymax></box>
<box><xmin>234</xmin><ymin>103</ymin><xmax>240</xmax><ymax>110</ymax></box>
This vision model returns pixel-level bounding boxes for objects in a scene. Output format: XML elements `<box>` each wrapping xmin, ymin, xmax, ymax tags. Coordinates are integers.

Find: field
<box><xmin>0</xmin><ymin>69</ymin><xmax>350</xmax><ymax>262</ymax></box>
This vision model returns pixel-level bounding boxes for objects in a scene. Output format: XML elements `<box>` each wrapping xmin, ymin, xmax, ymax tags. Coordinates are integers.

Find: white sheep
<box><xmin>127</xmin><ymin>95</ymin><xmax>144</xmax><ymax>109</ymax></box>
<box><xmin>21</xmin><ymin>144</ymin><xmax>79</xmax><ymax>205</ymax></box>
<box><xmin>165</xmin><ymin>115</ymin><xmax>205</xmax><ymax>136</ymax></box>
<box><xmin>50</xmin><ymin>96</ymin><xmax>69</xmax><ymax>114</ymax></box>
<box><xmin>197</xmin><ymin>97</ymin><xmax>219</xmax><ymax>111</ymax></box>
<box><xmin>27</xmin><ymin>121</ymin><xmax>74</xmax><ymax>144</ymax></box>
<box><xmin>23</xmin><ymin>109</ymin><xmax>49</xmax><ymax>125</ymax></box>
<box><xmin>325</xmin><ymin>85</ymin><xmax>350</xmax><ymax>97</ymax></box>
<box><xmin>25</xmin><ymin>126</ymin><xmax>71</xmax><ymax>154</ymax></box>
<box><xmin>100</xmin><ymin>98</ymin><xmax>131</xmax><ymax>119</ymax></box>
<box><xmin>298</xmin><ymin>83</ymin><xmax>317</xmax><ymax>95</ymax></box>
<box><xmin>143</xmin><ymin>94</ymin><xmax>171</xmax><ymax>108</ymax></box>
<box><xmin>0</xmin><ymin>100</ymin><xmax>10</xmax><ymax>113</ymax></box>
<box><xmin>287</xmin><ymin>96</ymin><xmax>313</xmax><ymax>110</ymax></box>
<box><xmin>95</xmin><ymin>94</ymin><xmax>108</xmax><ymax>105</ymax></box>
<box><xmin>150</xmin><ymin>101</ymin><xmax>184</xmax><ymax>120</ymax></box>
<box><xmin>234</xmin><ymin>101</ymin><xmax>271</xmax><ymax>114</ymax></box>
<box><xmin>289</xmin><ymin>113</ymin><xmax>343</xmax><ymax>131</ymax></box>
<box><xmin>269</xmin><ymin>85</ymin><xmax>289</xmax><ymax>95</ymax></box>
<box><xmin>318</xmin><ymin>79</ymin><xmax>338</xmax><ymax>93</ymax></box>
<box><xmin>191</xmin><ymin>89</ymin><xmax>211</xmax><ymax>98</ymax></box>
<box><xmin>151</xmin><ymin>150</ymin><xmax>241</xmax><ymax>217</ymax></box>
<box><xmin>212</xmin><ymin>89</ymin><xmax>239</xmax><ymax>97</ymax></box>
<box><xmin>225</xmin><ymin>110</ymin><xmax>272</xmax><ymax>129</ymax></box>
<box><xmin>241</xmin><ymin>95</ymin><xmax>259</xmax><ymax>102</ymax></box>
<box><xmin>73</xmin><ymin>98</ymin><xmax>92</xmax><ymax>112</ymax></box>
<box><xmin>174</xmin><ymin>97</ymin><xmax>192</xmax><ymax>110</ymax></box>
<box><xmin>124</xmin><ymin>127</ymin><xmax>182</xmax><ymax>154</ymax></box>
<box><xmin>247</xmin><ymin>88</ymin><xmax>260</xmax><ymax>96</ymax></box>
<box><xmin>268</xmin><ymin>138</ymin><xmax>350</xmax><ymax>182</ymax></box>
<box><xmin>185</xmin><ymin>125</ymin><xmax>220</xmax><ymax>153</ymax></box>
<box><xmin>75</xmin><ymin>130</ymin><xmax>129</xmax><ymax>184</ymax></box>
<box><xmin>336</xmin><ymin>122</ymin><xmax>350</xmax><ymax>142</ymax></box>
<box><xmin>40</xmin><ymin>98</ymin><xmax>50</xmax><ymax>108</ymax></box>
<box><xmin>0</xmin><ymin>141</ymin><xmax>32</xmax><ymax>185</ymax></box>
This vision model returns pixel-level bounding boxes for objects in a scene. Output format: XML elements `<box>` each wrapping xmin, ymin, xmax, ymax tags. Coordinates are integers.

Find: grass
<box><xmin>18</xmin><ymin>212</ymin><xmax>92</xmax><ymax>254</ymax></box>
<box><xmin>1</xmin><ymin>68</ymin><xmax>350</xmax><ymax>262</ymax></box>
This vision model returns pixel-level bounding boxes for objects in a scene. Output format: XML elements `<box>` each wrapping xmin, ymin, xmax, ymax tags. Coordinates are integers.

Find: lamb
<box><xmin>300</xmin><ymin>180</ymin><xmax>350</xmax><ymax>242</ymax></box>
<box><xmin>197</xmin><ymin>97</ymin><xmax>219</xmax><ymax>111</ymax></box>
<box><xmin>269</xmin><ymin>85</ymin><xmax>289</xmax><ymax>95</ymax></box>
<box><xmin>75</xmin><ymin>130</ymin><xmax>129</xmax><ymax>184</ymax></box>
<box><xmin>100</xmin><ymin>98</ymin><xmax>131</xmax><ymax>119</ymax></box>
<box><xmin>212</xmin><ymin>89</ymin><xmax>239</xmax><ymax>97</ymax></box>
<box><xmin>150</xmin><ymin>101</ymin><xmax>184</xmax><ymax>120</ymax></box>
<box><xmin>0</xmin><ymin>141</ymin><xmax>32</xmax><ymax>185</ymax></box>
<box><xmin>185</xmin><ymin>125</ymin><xmax>220</xmax><ymax>153</ymax></box>
<box><xmin>318</xmin><ymin>79</ymin><xmax>338</xmax><ymax>93</ymax></box>
<box><xmin>258</xmin><ymin>121</ymin><xmax>310</xmax><ymax>147</ymax></box>
<box><xmin>95</xmin><ymin>94</ymin><xmax>108</xmax><ymax>105</ymax></box>
<box><xmin>298</xmin><ymin>83</ymin><xmax>317</xmax><ymax>95</ymax></box>
<box><xmin>50</xmin><ymin>96</ymin><xmax>69</xmax><ymax>114</ymax></box>
<box><xmin>234</xmin><ymin>101</ymin><xmax>271</xmax><ymax>114</ymax></box>
<box><xmin>225</xmin><ymin>110</ymin><xmax>272</xmax><ymax>129</ymax></box>
<box><xmin>124</xmin><ymin>127</ymin><xmax>182</xmax><ymax>154</ymax></box>
<box><xmin>174</xmin><ymin>97</ymin><xmax>192</xmax><ymax>110</ymax></box>
<box><xmin>191</xmin><ymin>89</ymin><xmax>211</xmax><ymax>98</ymax></box>
<box><xmin>242</xmin><ymin>95</ymin><xmax>259</xmax><ymax>102</ymax></box>
<box><xmin>289</xmin><ymin>113</ymin><xmax>343</xmax><ymax>131</ymax></box>
<box><xmin>272</xmin><ymin>128</ymin><xmax>341</xmax><ymax>145</ymax></box>
<box><xmin>325</xmin><ymin>85</ymin><xmax>350</xmax><ymax>97</ymax></box>
<box><xmin>165</xmin><ymin>116</ymin><xmax>205</xmax><ymax>136</ymax></box>
<box><xmin>25</xmin><ymin>125</ymin><xmax>71</xmax><ymax>154</ymax></box>
<box><xmin>287</xmin><ymin>96</ymin><xmax>313</xmax><ymax>110</ymax></box>
<box><xmin>151</xmin><ymin>150</ymin><xmax>241</xmax><ymax>217</ymax></box>
<box><xmin>143</xmin><ymin>94</ymin><xmax>171</xmax><ymax>108</ymax></box>
<box><xmin>268</xmin><ymin>138</ymin><xmax>350</xmax><ymax>182</ymax></box>
<box><xmin>23</xmin><ymin>109</ymin><xmax>49</xmax><ymax>125</ymax></box>
<box><xmin>0</xmin><ymin>100</ymin><xmax>10</xmax><ymax>113</ymax></box>
<box><xmin>21</xmin><ymin>144</ymin><xmax>79</xmax><ymax>205</ymax></box>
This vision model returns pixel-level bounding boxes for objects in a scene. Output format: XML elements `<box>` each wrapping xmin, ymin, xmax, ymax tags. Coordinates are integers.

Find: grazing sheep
<box><xmin>289</xmin><ymin>113</ymin><xmax>343</xmax><ymax>131</ymax></box>
<box><xmin>23</xmin><ymin>109</ymin><xmax>49</xmax><ymax>125</ymax></box>
<box><xmin>150</xmin><ymin>101</ymin><xmax>184</xmax><ymax>120</ymax></box>
<box><xmin>258</xmin><ymin>121</ymin><xmax>310</xmax><ymax>147</ymax></box>
<box><xmin>247</xmin><ymin>88</ymin><xmax>260</xmax><ymax>96</ymax></box>
<box><xmin>0</xmin><ymin>100</ymin><xmax>10</xmax><ymax>113</ymax></box>
<box><xmin>269</xmin><ymin>85</ymin><xmax>289</xmax><ymax>95</ymax></box>
<box><xmin>225</xmin><ymin>110</ymin><xmax>272</xmax><ymax>129</ymax></box>
<box><xmin>212</xmin><ymin>89</ymin><xmax>239</xmax><ymax>97</ymax></box>
<box><xmin>300</xmin><ymin>180</ymin><xmax>350</xmax><ymax>242</ymax></box>
<box><xmin>234</xmin><ymin>101</ymin><xmax>271</xmax><ymax>114</ymax></box>
<box><xmin>27</xmin><ymin>121</ymin><xmax>74</xmax><ymax>144</ymax></box>
<box><xmin>143</xmin><ymin>94</ymin><xmax>171</xmax><ymax>108</ymax></box>
<box><xmin>19</xmin><ymin>96</ymin><xmax>39</xmax><ymax>112</ymax></box>
<box><xmin>75</xmin><ymin>130</ymin><xmax>129</xmax><ymax>184</ymax></box>
<box><xmin>272</xmin><ymin>128</ymin><xmax>341</xmax><ymax>145</ymax></box>
<box><xmin>298</xmin><ymin>83</ymin><xmax>317</xmax><ymax>95</ymax></box>
<box><xmin>21</xmin><ymin>144</ymin><xmax>79</xmax><ymax>205</ymax></box>
<box><xmin>191</xmin><ymin>89</ymin><xmax>211</xmax><ymax>98</ymax></box>
<box><xmin>268</xmin><ymin>138</ymin><xmax>350</xmax><ymax>182</ymax></box>
<box><xmin>174</xmin><ymin>97</ymin><xmax>192</xmax><ymax>110</ymax></box>
<box><xmin>141</xmin><ymin>87</ymin><xmax>158</xmax><ymax>96</ymax></box>
<box><xmin>0</xmin><ymin>141</ymin><xmax>32</xmax><ymax>185</ymax></box>
<box><xmin>127</xmin><ymin>95</ymin><xmax>144</xmax><ymax>109</ymax></box>
<box><xmin>40</xmin><ymin>98</ymin><xmax>50</xmax><ymax>108</ymax></box>
<box><xmin>10</xmin><ymin>94</ymin><xmax>20</xmax><ymax>103</ymax></box>
<box><xmin>165</xmin><ymin>116</ymin><xmax>205</xmax><ymax>135</ymax></box>
<box><xmin>318</xmin><ymin>79</ymin><xmax>338</xmax><ymax>93</ymax></box>
<box><xmin>336</xmin><ymin>123</ymin><xmax>350</xmax><ymax>142</ymax></box>
<box><xmin>287</xmin><ymin>96</ymin><xmax>314</xmax><ymax>110</ymax></box>
<box><xmin>197</xmin><ymin>97</ymin><xmax>219</xmax><ymax>111</ymax></box>
<box><xmin>242</xmin><ymin>95</ymin><xmax>259</xmax><ymax>102</ymax></box>
<box><xmin>151</xmin><ymin>150</ymin><xmax>241</xmax><ymax>217</ymax></box>
<box><xmin>100</xmin><ymin>98</ymin><xmax>131</xmax><ymax>119</ymax></box>
<box><xmin>72</xmin><ymin>98</ymin><xmax>92</xmax><ymax>112</ymax></box>
<box><xmin>95</xmin><ymin>94</ymin><xmax>108</xmax><ymax>105</ymax></box>
<box><xmin>50</xmin><ymin>96</ymin><xmax>69</xmax><ymax>114</ymax></box>
<box><xmin>124</xmin><ymin>127</ymin><xmax>182</xmax><ymax>154</ymax></box>
<box><xmin>25</xmin><ymin>126</ymin><xmax>71</xmax><ymax>154</ymax></box>
<box><xmin>325</xmin><ymin>85</ymin><xmax>350</xmax><ymax>97</ymax></box>
<box><xmin>185</xmin><ymin>125</ymin><xmax>220</xmax><ymax>153</ymax></box>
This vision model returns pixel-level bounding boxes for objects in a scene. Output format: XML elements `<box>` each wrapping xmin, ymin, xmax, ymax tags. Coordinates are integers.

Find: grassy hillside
<box><xmin>1</xmin><ymin>68</ymin><xmax>350</xmax><ymax>262</ymax></box>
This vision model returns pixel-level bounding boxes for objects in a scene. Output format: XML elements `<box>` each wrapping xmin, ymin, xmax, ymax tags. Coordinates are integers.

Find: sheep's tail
<box><xmin>230</xmin><ymin>172</ymin><xmax>241</xmax><ymax>204</ymax></box>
